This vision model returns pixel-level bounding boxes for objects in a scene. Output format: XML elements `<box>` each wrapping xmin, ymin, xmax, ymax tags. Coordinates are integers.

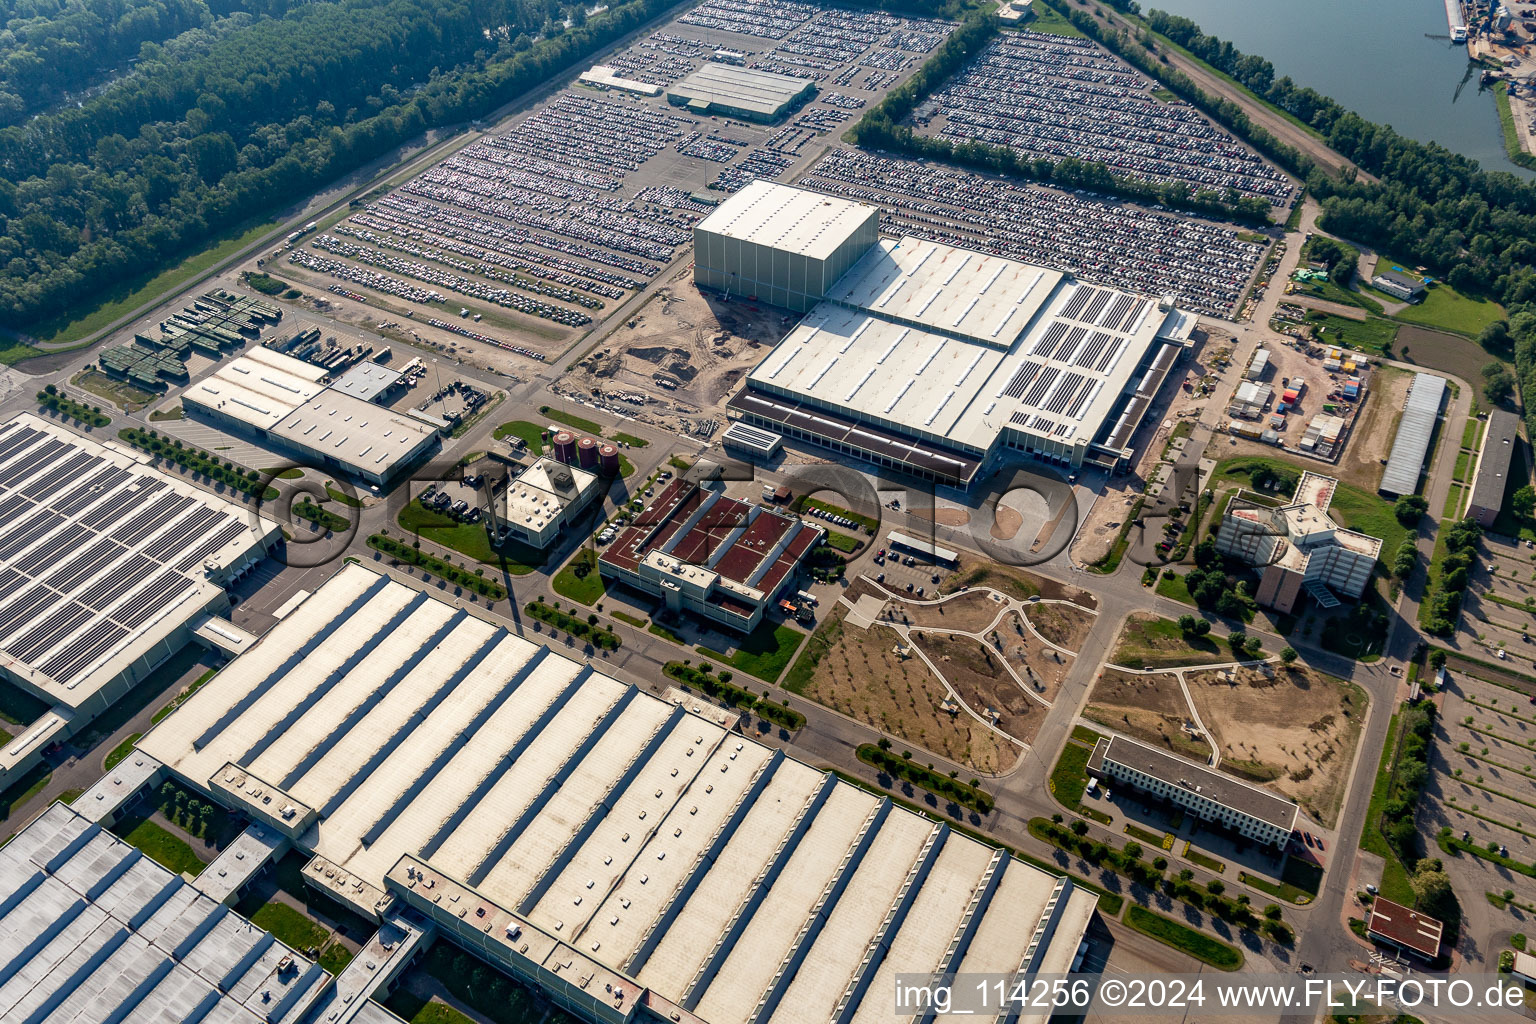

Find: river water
<box><xmin>1139</xmin><ymin>0</ymin><xmax>1534</xmax><ymax>177</ymax></box>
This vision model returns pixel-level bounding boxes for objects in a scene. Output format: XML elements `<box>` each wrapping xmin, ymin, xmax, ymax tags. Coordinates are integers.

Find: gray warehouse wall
<box><xmin>694</xmin><ymin>203</ymin><xmax>880</xmax><ymax>314</ymax></box>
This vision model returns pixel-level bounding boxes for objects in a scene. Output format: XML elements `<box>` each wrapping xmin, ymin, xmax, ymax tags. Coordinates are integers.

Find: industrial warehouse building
<box><xmin>693</xmin><ymin>181</ymin><xmax>879</xmax><ymax>312</ymax></box>
<box><xmin>708</xmin><ymin>183</ymin><xmax>1197</xmax><ymax>482</ymax></box>
<box><xmin>1468</xmin><ymin>409</ymin><xmax>1520</xmax><ymax>528</ymax></box>
<box><xmin>138</xmin><ymin>564</ymin><xmax>1098</xmax><ymax>1024</ymax></box>
<box><xmin>0</xmin><ymin>802</ymin><xmax>335</xmax><ymax>1023</ymax></box>
<box><xmin>1087</xmin><ymin>735</ymin><xmax>1299</xmax><ymax>848</ymax></box>
<box><xmin>0</xmin><ymin>413</ymin><xmax>278</xmax><ymax>788</ymax></box>
<box><xmin>666</xmin><ymin>64</ymin><xmax>816</xmax><ymax>123</ymax></box>
<box><xmin>1215</xmin><ymin>472</ymin><xmax>1379</xmax><ymax>614</ymax></box>
<box><xmin>1379</xmin><ymin>372</ymin><xmax>1446</xmax><ymax>497</ymax></box>
<box><xmin>599</xmin><ymin>478</ymin><xmax>822</xmax><ymax>632</ymax></box>
<box><xmin>181</xmin><ymin>347</ymin><xmax>439</xmax><ymax>487</ymax></box>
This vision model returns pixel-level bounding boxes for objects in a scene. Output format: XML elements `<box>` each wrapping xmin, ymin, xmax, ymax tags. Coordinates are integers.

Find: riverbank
<box><xmin>1494</xmin><ymin>82</ymin><xmax>1536</xmax><ymax>171</ymax></box>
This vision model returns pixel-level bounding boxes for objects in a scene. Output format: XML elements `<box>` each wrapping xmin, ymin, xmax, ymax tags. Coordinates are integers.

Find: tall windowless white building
<box><xmin>693</xmin><ymin>180</ymin><xmax>880</xmax><ymax>312</ymax></box>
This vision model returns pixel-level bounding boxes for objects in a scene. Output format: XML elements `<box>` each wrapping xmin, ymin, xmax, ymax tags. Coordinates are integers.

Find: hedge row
<box><xmin>292</xmin><ymin>499</ymin><xmax>350</xmax><ymax>533</ymax></box>
<box><xmin>663</xmin><ymin>662</ymin><xmax>805</xmax><ymax>730</ymax></box>
<box><xmin>368</xmin><ymin>534</ymin><xmax>506</xmax><ymax>599</ymax></box>
<box><xmin>38</xmin><ymin>391</ymin><xmax>109</xmax><ymax>427</ymax></box>
<box><xmin>525</xmin><ymin>601</ymin><xmax>620</xmax><ymax>650</ymax></box>
<box><xmin>118</xmin><ymin>427</ymin><xmax>270</xmax><ymax>498</ymax></box>
<box><xmin>857</xmin><ymin>743</ymin><xmax>993</xmax><ymax>813</ymax></box>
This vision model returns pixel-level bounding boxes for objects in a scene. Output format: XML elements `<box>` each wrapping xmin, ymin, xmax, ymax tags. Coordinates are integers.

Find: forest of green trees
<box><xmin>0</xmin><ymin>0</ymin><xmax>674</xmax><ymax>329</ymax></box>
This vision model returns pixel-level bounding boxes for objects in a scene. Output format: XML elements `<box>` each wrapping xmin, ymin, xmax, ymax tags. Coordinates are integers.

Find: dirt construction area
<box><xmin>1071</xmin><ymin>329</ymin><xmax>1234</xmax><ymax>565</ymax></box>
<box><xmin>1024</xmin><ymin>602</ymin><xmax>1095</xmax><ymax>653</ymax></box>
<box><xmin>909</xmin><ymin>632</ymin><xmax>1043</xmax><ymax>747</ymax></box>
<box><xmin>1184</xmin><ymin>663</ymin><xmax>1366</xmax><ymax>828</ymax></box>
<box><xmin>896</xmin><ymin>591</ymin><xmax>1008</xmax><ymax>633</ymax></box>
<box><xmin>1000</xmin><ymin>611</ymin><xmax>1072</xmax><ymax>704</ymax></box>
<box><xmin>562</xmin><ymin>276</ymin><xmax>801</xmax><ymax>443</ymax></box>
<box><xmin>799</xmin><ymin>612</ymin><xmax>1019</xmax><ymax>773</ymax></box>
<box><xmin>1083</xmin><ymin>668</ymin><xmax>1213</xmax><ymax>765</ymax></box>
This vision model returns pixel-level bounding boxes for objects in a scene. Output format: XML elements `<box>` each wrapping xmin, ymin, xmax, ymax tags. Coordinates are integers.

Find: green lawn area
<box><xmin>24</xmin><ymin>216</ymin><xmax>281</xmax><ymax>347</ymax></box>
<box><xmin>1453</xmin><ymin>451</ymin><xmax>1471</xmax><ymax>483</ymax></box>
<box><xmin>1463</xmin><ymin>418</ymin><xmax>1485</xmax><ymax>451</ymax></box>
<box><xmin>1026</xmin><ymin>3</ymin><xmax>1085</xmax><ymax>36</ymax></box>
<box><xmin>798</xmin><ymin>496</ymin><xmax>878</xmax><ymax>532</ymax></box>
<box><xmin>104</xmin><ymin>733</ymin><xmax>143</xmax><ymax>771</ymax></box>
<box><xmin>325</xmin><ymin>485</ymin><xmax>363</xmax><ymax>508</ymax></box>
<box><xmin>696</xmin><ymin>621</ymin><xmax>804</xmax><ymax>683</ymax></box>
<box><xmin>0</xmin><ymin>342</ymin><xmax>44</xmax><ymax>367</ymax></box>
<box><xmin>250</xmin><ymin>901</ymin><xmax>329</xmax><ymax>952</ymax></box>
<box><xmin>782</xmin><ymin>606</ymin><xmax>844</xmax><ymax>694</ymax></box>
<box><xmin>1150</xmin><ymin>86</ymin><xmax>1178</xmax><ymax>102</ymax></box>
<box><xmin>552</xmin><ymin>549</ymin><xmax>605</xmax><ymax>605</ymax></box>
<box><xmin>113</xmin><ymin>814</ymin><xmax>206</xmax><ymax>876</ymax></box>
<box><xmin>1241</xmin><ymin>860</ymin><xmax>1323</xmax><ymax>904</ymax></box>
<box><xmin>1292</xmin><ymin>276</ymin><xmax>1383</xmax><ymax>314</ymax></box>
<box><xmin>388</xmin><ymin>943</ymin><xmax>581</xmax><ymax>1024</ymax></box>
<box><xmin>539</xmin><ymin>405</ymin><xmax>604</xmax><ymax>435</ymax></box>
<box><xmin>265</xmin><ymin>467</ymin><xmax>304</xmax><ymax>480</ymax></box>
<box><xmin>1304</xmin><ymin>312</ymin><xmax>1399</xmax><ymax>353</ymax></box>
<box><xmin>1496</xmin><ymin>82</ymin><xmax>1536</xmax><ymax>169</ymax></box>
<box><xmin>1124</xmin><ymin>906</ymin><xmax>1244</xmax><ymax>970</ymax></box>
<box><xmin>0</xmin><ymin>764</ymin><xmax>52</xmax><ymax>820</ymax></box>
<box><xmin>824</xmin><ymin>529</ymin><xmax>862</xmax><ymax>553</ymax></box>
<box><xmin>1110</xmin><ymin>615</ymin><xmax>1227</xmax><ymax>670</ymax></box>
<box><xmin>648</xmin><ymin>621</ymin><xmax>683</xmax><ymax>644</ymax></box>
<box><xmin>0</xmin><ymin>678</ymin><xmax>50</xmax><ymax>726</ymax></box>
<box><xmin>1155</xmin><ymin>572</ymin><xmax>1195</xmax><ymax>605</ymax></box>
<box><xmin>612</xmin><ymin>610</ymin><xmax>647</xmax><ymax>628</ymax></box>
<box><xmin>318</xmin><ymin>942</ymin><xmax>354</xmax><ymax>975</ymax></box>
<box><xmin>492</xmin><ymin>419</ymin><xmax>547</xmax><ymax>450</ymax></box>
<box><xmin>611</xmin><ymin>431</ymin><xmax>648</xmax><ymax>448</ymax></box>
<box><xmin>1388</xmin><ymin>281</ymin><xmax>1505</xmax><ymax>338</ymax></box>
<box><xmin>390</xmin><ymin>1001</ymin><xmax>476</xmax><ymax>1024</ymax></box>
<box><xmin>153</xmin><ymin>667</ymin><xmax>218</xmax><ymax>724</ymax></box>
<box><xmin>1358</xmin><ymin>709</ymin><xmax>1415</xmax><ymax>906</ymax></box>
<box><xmin>1186</xmin><ymin>848</ymin><xmax>1226</xmax><ymax>874</ymax></box>
<box><xmin>396</xmin><ymin>502</ymin><xmax>541</xmax><ymax>572</ymax></box>
<box><xmin>1050</xmin><ymin>740</ymin><xmax>1093</xmax><ymax>809</ymax></box>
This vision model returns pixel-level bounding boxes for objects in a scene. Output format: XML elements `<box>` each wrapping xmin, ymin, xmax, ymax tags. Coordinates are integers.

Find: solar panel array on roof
<box><xmin>0</xmin><ymin>803</ymin><xmax>330</xmax><ymax>1024</ymax></box>
<box><xmin>0</xmin><ymin>414</ymin><xmax>275</xmax><ymax>704</ymax></box>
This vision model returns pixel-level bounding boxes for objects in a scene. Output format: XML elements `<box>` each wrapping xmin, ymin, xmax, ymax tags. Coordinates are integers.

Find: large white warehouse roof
<box><xmin>141</xmin><ymin>563</ymin><xmax>1095</xmax><ymax>1024</ymax></box>
<box><xmin>695</xmin><ymin>179</ymin><xmax>878</xmax><ymax>262</ymax></box>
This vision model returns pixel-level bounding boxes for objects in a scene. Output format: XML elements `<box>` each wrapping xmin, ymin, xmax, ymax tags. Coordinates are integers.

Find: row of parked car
<box><xmin>420</xmin><ymin>486</ymin><xmax>482</xmax><ymax>523</ymax></box>
<box><xmin>805</xmin><ymin>505</ymin><xmax>862</xmax><ymax>530</ymax></box>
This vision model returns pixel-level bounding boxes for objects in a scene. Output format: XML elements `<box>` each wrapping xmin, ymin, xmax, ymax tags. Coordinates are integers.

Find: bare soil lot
<box><xmin>942</xmin><ymin>554</ymin><xmax>1096</xmax><ymax>608</ymax></box>
<box><xmin>899</xmin><ymin>591</ymin><xmax>1006</xmax><ymax>633</ymax></box>
<box><xmin>1083</xmin><ymin>668</ymin><xmax>1212</xmax><ymax>764</ymax></box>
<box><xmin>800</xmin><ymin>620</ymin><xmax>1017</xmax><ymax>772</ymax></box>
<box><xmin>1025</xmin><ymin>602</ymin><xmax>1095</xmax><ymax>653</ymax></box>
<box><xmin>1110</xmin><ymin>613</ymin><xmax>1230</xmax><ymax>669</ymax></box>
<box><xmin>1000</xmin><ymin>611</ymin><xmax>1072</xmax><ymax>703</ymax></box>
<box><xmin>1184</xmin><ymin>663</ymin><xmax>1366</xmax><ymax>828</ymax></box>
<box><xmin>910</xmin><ymin>632</ymin><xmax>1040</xmax><ymax>748</ymax></box>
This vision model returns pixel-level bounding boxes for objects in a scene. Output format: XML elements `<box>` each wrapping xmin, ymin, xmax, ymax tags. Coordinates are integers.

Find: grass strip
<box><xmin>368</xmin><ymin>534</ymin><xmax>506</xmax><ymax>599</ymax></box>
<box><xmin>525</xmin><ymin>601</ymin><xmax>621</xmax><ymax>650</ymax></box>
<box><xmin>858</xmin><ymin>743</ymin><xmax>993</xmax><ymax>813</ymax></box>
<box><xmin>1124</xmin><ymin>906</ymin><xmax>1244</xmax><ymax>970</ymax></box>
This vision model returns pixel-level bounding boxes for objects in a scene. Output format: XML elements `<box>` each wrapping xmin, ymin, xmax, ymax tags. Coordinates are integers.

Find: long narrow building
<box><xmin>139</xmin><ymin>563</ymin><xmax>1097</xmax><ymax>1024</ymax></box>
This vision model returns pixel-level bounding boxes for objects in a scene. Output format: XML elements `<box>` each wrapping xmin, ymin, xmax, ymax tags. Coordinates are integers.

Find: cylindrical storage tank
<box><xmin>553</xmin><ymin>431</ymin><xmax>577</xmax><ymax>464</ymax></box>
<box><xmin>598</xmin><ymin>443</ymin><xmax>620</xmax><ymax>476</ymax></box>
<box><xmin>577</xmin><ymin>436</ymin><xmax>599</xmax><ymax>469</ymax></box>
